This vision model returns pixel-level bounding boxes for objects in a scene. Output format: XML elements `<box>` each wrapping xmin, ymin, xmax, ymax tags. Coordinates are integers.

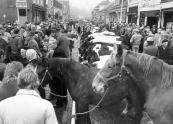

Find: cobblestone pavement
<box><xmin>53</xmin><ymin>38</ymin><xmax>153</xmax><ymax>124</ymax></box>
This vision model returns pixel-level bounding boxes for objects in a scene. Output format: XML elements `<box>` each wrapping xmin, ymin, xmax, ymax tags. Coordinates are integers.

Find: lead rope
<box><xmin>71</xmin><ymin>88</ymin><xmax>108</xmax><ymax>118</ymax></box>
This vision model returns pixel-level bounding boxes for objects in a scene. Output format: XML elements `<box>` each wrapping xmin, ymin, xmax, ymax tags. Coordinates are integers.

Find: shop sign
<box><xmin>16</xmin><ymin>2</ymin><xmax>27</xmax><ymax>7</ymax></box>
<box><xmin>16</xmin><ymin>0</ymin><xmax>26</xmax><ymax>2</ymax></box>
<box><xmin>139</xmin><ymin>0</ymin><xmax>154</xmax><ymax>7</ymax></box>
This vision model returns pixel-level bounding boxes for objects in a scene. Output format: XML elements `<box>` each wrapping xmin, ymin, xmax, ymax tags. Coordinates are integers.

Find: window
<box><xmin>33</xmin><ymin>0</ymin><xmax>43</xmax><ymax>5</ymax></box>
<box><xmin>19</xmin><ymin>9</ymin><xmax>26</xmax><ymax>16</ymax></box>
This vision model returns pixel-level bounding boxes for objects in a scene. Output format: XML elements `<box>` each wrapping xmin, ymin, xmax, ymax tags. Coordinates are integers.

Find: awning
<box><xmin>144</xmin><ymin>10</ymin><xmax>160</xmax><ymax>17</ymax></box>
<box><xmin>163</xmin><ymin>9</ymin><xmax>173</xmax><ymax>13</ymax></box>
<box><xmin>109</xmin><ymin>11</ymin><xmax>116</xmax><ymax>14</ymax></box>
<box><xmin>32</xmin><ymin>3</ymin><xmax>46</xmax><ymax>11</ymax></box>
<box><xmin>126</xmin><ymin>12</ymin><xmax>136</xmax><ymax>15</ymax></box>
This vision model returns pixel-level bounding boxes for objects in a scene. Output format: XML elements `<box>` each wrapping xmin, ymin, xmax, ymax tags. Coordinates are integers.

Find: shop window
<box><xmin>19</xmin><ymin>9</ymin><xmax>26</xmax><ymax>16</ymax></box>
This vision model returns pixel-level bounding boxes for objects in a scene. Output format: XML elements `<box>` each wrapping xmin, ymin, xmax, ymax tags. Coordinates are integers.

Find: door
<box><xmin>147</xmin><ymin>17</ymin><xmax>158</xmax><ymax>28</ymax></box>
<box><xmin>19</xmin><ymin>9</ymin><xmax>27</xmax><ymax>25</ymax></box>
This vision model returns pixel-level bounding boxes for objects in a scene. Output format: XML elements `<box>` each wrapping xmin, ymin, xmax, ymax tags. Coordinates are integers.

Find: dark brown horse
<box><xmin>92</xmin><ymin>43</ymin><xmax>173</xmax><ymax>124</ymax></box>
<box><xmin>37</xmin><ymin>57</ymin><xmax>144</xmax><ymax>124</ymax></box>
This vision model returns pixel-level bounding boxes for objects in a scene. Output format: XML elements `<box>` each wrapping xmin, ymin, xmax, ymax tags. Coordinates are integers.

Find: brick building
<box><xmin>0</xmin><ymin>0</ymin><xmax>46</xmax><ymax>25</ymax></box>
<box><xmin>0</xmin><ymin>0</ymin><xmax>18</xmax><ymax>23</ymax></box>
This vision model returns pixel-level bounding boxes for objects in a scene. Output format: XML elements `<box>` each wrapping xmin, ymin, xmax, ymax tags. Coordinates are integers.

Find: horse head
<box><xmin>92</xmin><ymin>43</ymin><xmax>124</xmax><ymax>93</ymax></box>
<box><xmin>35</xmin><ymin>57</ymin><xmax>53</xmax><ymax>87</ymax></box>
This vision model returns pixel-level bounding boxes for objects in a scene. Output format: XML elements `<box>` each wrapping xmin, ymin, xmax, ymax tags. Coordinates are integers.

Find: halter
<box><xmin>97</xmin><ymin>50</ymin><xmax>131</xmax><ymax>85</ymax></box>
<box><xmin>97</xmin><ymin>72</ymin><xmax>121</xmax><ymax>83</ymax></box>
<box><xmin>35</xmin><ymin>65</ymin><xmax>68</xmax><ymax>98</ymax></box>
<box><xmin>34</xmin><ymin>65</ymin><xmax>53</xmax><ymax>85</ymax></box>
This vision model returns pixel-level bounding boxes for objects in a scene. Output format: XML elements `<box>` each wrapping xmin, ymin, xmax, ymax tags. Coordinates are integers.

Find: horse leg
<box><xmin>129</xmin><ymin>98</ymin><xmax>144</xmax><ymax>124</ymax></box>
<box><xmin>76</xmin><ymin>103</ymin><xmax>91</xmax><ymax>124</ymax></box>
<box><xmin>129</xmin><ymin>86</ymin><xmax>145</xmax><ymax>124</ymax></box>
<box><xmin>62</xmin><ymin>84</ymin><xmax>68</xmax><ymax>104</ymax></box>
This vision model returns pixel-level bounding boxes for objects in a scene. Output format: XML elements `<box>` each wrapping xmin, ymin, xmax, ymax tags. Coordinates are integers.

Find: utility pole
<box><xmin>120</xmin><ymin>0</ymin><xmax>124</xmax><ymax>23</ymax></box>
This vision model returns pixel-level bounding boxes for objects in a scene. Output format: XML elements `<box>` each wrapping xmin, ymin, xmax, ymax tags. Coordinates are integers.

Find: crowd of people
<box><xmin>0</xmin><ymin>20</ymin><xmax>88</xmax><ymax>124</ymax></box>
<box><xmin>103</xmin><ymin>22</ymin><xmax>173</xmax><ymax>65</ymax></box>
<box><xmin>0</xmin><ymin>18</ymin><xmax>173</xmax><ymax>123</ymax></box>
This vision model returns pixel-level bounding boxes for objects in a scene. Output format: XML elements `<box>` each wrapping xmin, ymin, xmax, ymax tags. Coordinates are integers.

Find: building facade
<box><xmin>46</xmin><ymin>0</ymin><xmax>54</xmax><ymax>20</ymax></box>
<box><xmin>0</xmin><ymin>0</ymin><xmax>46</xmax><ymax>25</ymax></box>
<box><xmin>138</xmin><ymin>0</ymin><xmax>161</xmax><ymax>27</ymax></box>
<box><xmin>58</xmin><ymin>0</ymin><xmax>70</xmax><ymax>21</ymax></box>
<box><xmin>54</xmin><ymin>0</ymin><xmax>63</xmax><ymax>21</ymax></box>
<box><xmin>31</xmin><ymin>0</ymin><xmax>46</xmax><ymax>23</ymax></box>
<box><xmin>98</xmin><ymin>2</ymin><xmax>114</xmax><ymax>23</ymax></box>
<box><xmin>127</xmin><ymin>0</ymin><xmax>139</xmax><ymax>24</ymax></box>
<box><xmin>108</xmin><ymin>0</ymin><xmax>127</xmax><ymax>23</ymax></box>
<box><xmin>92</xmin><ymin>0</ymin><xmax>110</xmax><ymax>22</ymax></box>
<box><xmin>0</xmin><ymin>0</ymin><xmax>18</xmax><ymax>24</ymax></box>
<box><xmin>160</xmin><ymin>0</ymin><xmax>173</xmax><ymax>29</ymax></box>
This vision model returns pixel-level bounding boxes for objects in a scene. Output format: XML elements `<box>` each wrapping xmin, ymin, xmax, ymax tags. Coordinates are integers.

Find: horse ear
<box><xmin>113</xmin><ymin>43</ymin><xmax>118</xmax><ymax>52</ymax></box>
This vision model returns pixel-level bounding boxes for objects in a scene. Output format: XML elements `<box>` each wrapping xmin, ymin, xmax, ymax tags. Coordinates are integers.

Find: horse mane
<box><xmin>136</xmin><ymin>53</ymin><xmax>173</xmax><ymax>88</ymax></box>
<box><xmin>136</xmin><ymin>53</ymin><xmax>156</xmax><ymax>77</ymax></box>
<box><xmin>160</xmin><ymin>62</ymin><xmax>173</xmax><ymax>88</ymax></box>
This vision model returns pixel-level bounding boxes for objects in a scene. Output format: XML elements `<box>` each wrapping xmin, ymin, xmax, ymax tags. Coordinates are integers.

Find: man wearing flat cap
<box><xmin>143</xmin><ymin>37</ymin><xmax>158</xmax><ymax>57</ymax></box>
<box><xmin>157</xmin><ymin>39</ymin><xmax>170</xmax><ymax>64</ymax></box>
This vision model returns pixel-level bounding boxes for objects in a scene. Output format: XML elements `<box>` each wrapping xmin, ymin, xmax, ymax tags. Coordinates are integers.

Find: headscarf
<box><xmin>26</xmin><ymin>49</ymin><xmax>37</xmax><ymax>62</ymax></box>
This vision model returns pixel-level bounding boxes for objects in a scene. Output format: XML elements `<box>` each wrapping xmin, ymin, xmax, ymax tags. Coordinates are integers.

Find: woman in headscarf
<box><xmin>0</xmin><ymin>61</ymin><xmax>23</xmax><ymax>101</ymax></box>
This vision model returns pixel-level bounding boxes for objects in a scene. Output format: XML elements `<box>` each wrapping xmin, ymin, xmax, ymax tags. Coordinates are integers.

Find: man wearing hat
<box><xmin>143</xmin><ymin>36</ymin><xmax>154</xmax><ymax>48</ymax></box>
<box><xmin>157</xmin><ymin>39</ymin><xmax>170</xmax><ymax>64</ymax></box>
<box><xmin>143</xmin><ymin>37</ymin><xmax>158</xmax><ymax>57</ymax></box>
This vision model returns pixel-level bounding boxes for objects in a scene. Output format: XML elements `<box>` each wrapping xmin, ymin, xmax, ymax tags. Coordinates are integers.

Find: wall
<box><xmin>0</xmin><ymin>0</ymin><xmax>18</xmax><ymax>23</ymax></box>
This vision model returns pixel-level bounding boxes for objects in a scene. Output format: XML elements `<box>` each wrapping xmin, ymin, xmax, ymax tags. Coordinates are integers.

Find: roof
<box><xmin>94</xmin><ymin>0</ymin><xmax>111</xmax><ymax>9</ymax></box>
<box><xmin>99</xmin><ymin>2</ymin><xmax>114</xmax><ymax>12</ymax></box>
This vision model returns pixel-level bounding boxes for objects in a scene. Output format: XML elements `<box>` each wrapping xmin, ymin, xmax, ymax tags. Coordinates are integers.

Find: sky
<box><xmin>69</xmin><ymin>0</ymin><xmax>114</xmax><ymax>11</ymax></box>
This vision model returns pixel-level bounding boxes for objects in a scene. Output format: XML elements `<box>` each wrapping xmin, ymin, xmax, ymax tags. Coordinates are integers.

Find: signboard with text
<box><xmin>16</xmin><ymin>0</ymin><xmax>26</xmax><ymax>2</ymax></box>
<box><xmin>16</xmin><ymin>2</ymin><xmax>27</xmax><ymax>7</ymax></box>
<box><xmin>139</xmin><ymin>0</ymin><xmax>154</xmax><ymax>7</ymax></box>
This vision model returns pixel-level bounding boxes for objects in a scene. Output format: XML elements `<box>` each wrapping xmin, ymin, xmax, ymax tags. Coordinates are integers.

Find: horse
<box><xmin>37</xmin><ymin>57</ymin><xmax>145</xmax><ymax>124</ymax></box>
<box><xmin>92</xmin><ymin>43</ymin><xmax>173</xmax><ymax>124</ymax></box>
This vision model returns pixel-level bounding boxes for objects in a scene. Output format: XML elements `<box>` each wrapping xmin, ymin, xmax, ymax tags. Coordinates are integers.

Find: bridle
<box><xmin>34</xmin><ymin>65</ymin><xmax>53</xmax><ymax>85</ymax></box>
<box><xmin>96</xmin><ymin>50</ymin><xmax>131</xmax><ymax>85</ymax></box>
<box><xmin>35</xmin><ymin>64</ymin><xmax>68</xmax><ymax>98</ymax></box>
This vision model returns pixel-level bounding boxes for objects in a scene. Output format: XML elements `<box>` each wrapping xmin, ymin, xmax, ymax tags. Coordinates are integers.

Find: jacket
<box><xmin>130</xmin><ymin>33</ymin><xmax>143</xmax><ymax>46</ymax></box>
<box><xmin>157</xmin><ymin>46</ymin><xmax>170</xmax><ymax>64</ymax></box>
<box><xmin>28</xmin><ymin>38</ymin><xmax>40</xmax><ymax>53</ymax></box>
<box><xmin>0</xmin><ymin>80</ymin><xmax>19</xmax><ymax>102</ymax></box>
<box><xmin>124</xmin><ymin>32</ymin><xmax>132</xmax><ymax>45</ymax></box>
<box><xmin>0</xmin><ymin>89</ymin><xmax>59</xmax><ymax>124</ymax></box>
<box><xmin>0</xmin><ymin>37</ymin><xmax>9</xmax><ymax>57</ymax></box>
<box><xmin>9</xmin><ymin>34</ymin><xmax>23</xmax><ymax>55</ymax></box>
<box><xmin>143</xmin><ymin>46</ymin><xmax>158</xmax><ymax>57</ymax></box>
